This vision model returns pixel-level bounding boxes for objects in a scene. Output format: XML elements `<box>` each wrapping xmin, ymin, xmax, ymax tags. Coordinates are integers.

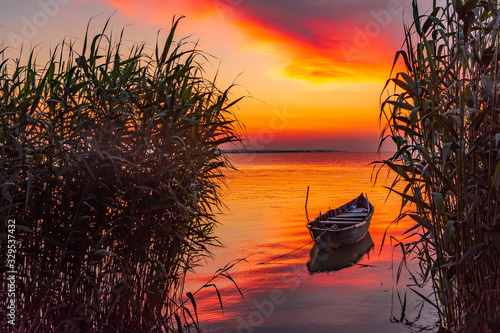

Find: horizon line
<box><xmin>222</xmin><ymin>149</ymin><xmax>394</xmax><ymax>154</ymax></box>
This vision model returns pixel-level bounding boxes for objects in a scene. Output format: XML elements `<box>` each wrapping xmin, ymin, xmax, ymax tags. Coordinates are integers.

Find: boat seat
<box><xmin>328</xmin><ymin>217</ymin><xmax>364</xmax><ymax>222</ymax></box>
<box><xmin>351</xmin><ymin>207</ymin><xmax>368</xmax><ymax>213</ymax></box>
<box><xmin>336</xmin><ymin>213</ymin><xmax>368</xmax><ymax>218</ymax></box>
<box><xmin>320</xmin><ymin>220</ymin><xmax>359</xmax><ymax>225</ymax></box>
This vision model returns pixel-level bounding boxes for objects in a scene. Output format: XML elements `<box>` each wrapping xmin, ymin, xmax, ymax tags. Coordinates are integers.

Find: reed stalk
<box><xmin>377</xmin><ymin>0</ymin><xmax>500</xmax><ymax>331</ymax></box>
<box><xmin>0</xmin><ymin>17</ymin><xmax>241</xmax><ymax>332</ymax></box>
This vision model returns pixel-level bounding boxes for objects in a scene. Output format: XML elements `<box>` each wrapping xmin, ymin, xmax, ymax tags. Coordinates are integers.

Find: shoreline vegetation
<box><xmin>377</xmin><ymin>0</ymin><xmax>499</xmax><ymax>332</ymax></box>
<box><xmin>0</xmin><ymin>17</ymin><xmax>242</xmax><ymax>332</ymax></box>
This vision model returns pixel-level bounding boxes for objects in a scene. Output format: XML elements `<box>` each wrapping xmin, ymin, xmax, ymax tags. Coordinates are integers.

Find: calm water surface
<box><xmin>185</xmin><ymin>153</ymin><xmax>438</xmax><ymax>333</ymax></box>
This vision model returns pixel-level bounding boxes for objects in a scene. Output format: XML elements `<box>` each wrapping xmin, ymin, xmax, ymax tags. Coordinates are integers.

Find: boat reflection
<box><xmin>307</xmin><ymin>232</ymin><xmax>374</xmax><ymax>274</ymax></box>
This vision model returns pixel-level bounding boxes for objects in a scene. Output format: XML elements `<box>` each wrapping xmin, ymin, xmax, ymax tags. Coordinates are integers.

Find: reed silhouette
<box><xmin>0</xmin><ymin>17</ymin><xmax>242</xmax><ymax>332</ymax></box>
<box><xmin>376</xmin><ymin>1</ymin><xmax>500</xmax><ymax>331</ymax></box>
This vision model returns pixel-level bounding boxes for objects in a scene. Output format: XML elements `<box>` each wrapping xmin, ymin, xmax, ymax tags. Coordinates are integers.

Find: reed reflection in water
<box><xmin>184</xmin><ymin>152</ymin><xmax>438</xmax><ymax>333</ymax></box>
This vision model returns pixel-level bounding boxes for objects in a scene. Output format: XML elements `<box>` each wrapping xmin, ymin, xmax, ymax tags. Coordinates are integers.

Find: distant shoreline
<box><xmin>222</xmin><ymin>149</ymin><xmax>343</xmax><ymax>154</ymax></box>
<box><xmin>222</xmin><ymin>150</ymin><xmax>394</xmax><ymax>154</ymax></box>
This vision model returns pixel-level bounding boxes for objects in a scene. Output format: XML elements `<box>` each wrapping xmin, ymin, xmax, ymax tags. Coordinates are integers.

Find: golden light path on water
<box><xmin>184</xmin><ymin>152</ymin><xmax>438</xmax><ymax>333</ymax></box>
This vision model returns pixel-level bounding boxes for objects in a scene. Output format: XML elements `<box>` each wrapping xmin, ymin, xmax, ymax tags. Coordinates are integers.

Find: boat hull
<box><xmin>308</xmin><ymin>219</ymin><xmax>371</xmax><ymax>250</ymax></box>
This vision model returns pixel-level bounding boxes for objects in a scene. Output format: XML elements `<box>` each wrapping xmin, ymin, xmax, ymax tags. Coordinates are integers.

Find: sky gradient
<box><xmin>1</xmin><ymin>0</ymin><xmax>428</xmax><ymax>151</ymax></box>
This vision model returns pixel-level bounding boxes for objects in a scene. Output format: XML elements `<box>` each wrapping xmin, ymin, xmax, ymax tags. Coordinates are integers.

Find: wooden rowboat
<box><xmin>306</xmin><ymin>193</ymin><xmax>374</xmax><ymax>250</ymax></box>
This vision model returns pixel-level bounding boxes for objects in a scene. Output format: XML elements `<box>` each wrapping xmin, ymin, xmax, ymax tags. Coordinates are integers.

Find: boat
<box><xmin>307</xmin><ymin>232</ymin><xmax>374</xmax><ymax>273</ymax></box>
<box><xmin>306</xmin><ymin>193</ymin><xmax>374</xmax><ymax>250</ymax></box>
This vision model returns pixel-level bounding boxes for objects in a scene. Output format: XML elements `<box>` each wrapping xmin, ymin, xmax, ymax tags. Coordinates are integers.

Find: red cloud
<box><xmin>99</xmin><ymin>0</ymin><xmax>405</xmax><ymax>83</ymax></box>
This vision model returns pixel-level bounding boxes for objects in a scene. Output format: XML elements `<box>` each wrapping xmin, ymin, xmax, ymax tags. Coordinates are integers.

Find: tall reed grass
<box><xmin>0</xmin><ymin>17</ymin><xmax>241</xmax><ymax>332</ymax></box>
<box><xmin>377</xmin><ymin>1</ymin><xmax>500</xmax><ymax>331</ymax></box>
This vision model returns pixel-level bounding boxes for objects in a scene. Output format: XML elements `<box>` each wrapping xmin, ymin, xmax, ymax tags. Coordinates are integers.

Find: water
<box><xmin>184</xmin><ymin>152</ymin><xmax>438</xmax><ymax>332</ymax></box>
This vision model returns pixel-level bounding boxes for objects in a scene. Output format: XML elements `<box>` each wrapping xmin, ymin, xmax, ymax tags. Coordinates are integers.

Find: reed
<box><xmin>0</xmin><ymin>17</ymin><xmax>241</xmax><ymax>332</ymax></box>
<box><xmin>377</xmin><ymin>0</ymin><xmax>500</xmax><ymax>331</ymax></box>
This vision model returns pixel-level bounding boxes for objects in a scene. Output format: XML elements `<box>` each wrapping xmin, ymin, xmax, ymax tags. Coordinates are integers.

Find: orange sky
<box><xmin>1</xmin><ymin>0</ymin><xmax>425</xmax><ymax>151</ymax></box>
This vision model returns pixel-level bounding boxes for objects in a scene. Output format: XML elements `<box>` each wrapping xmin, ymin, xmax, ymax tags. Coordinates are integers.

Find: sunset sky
<box><xmin>1</xmin><ymin>0</ymin><xmax>431</xmax><ymax>151</ymax></box>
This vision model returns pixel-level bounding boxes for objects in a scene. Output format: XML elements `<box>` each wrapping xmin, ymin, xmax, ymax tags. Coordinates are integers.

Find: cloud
<box><xmin>99</xmin><ymin>0</ymin><xmax>407</xmax><ymax>83</ymax></box>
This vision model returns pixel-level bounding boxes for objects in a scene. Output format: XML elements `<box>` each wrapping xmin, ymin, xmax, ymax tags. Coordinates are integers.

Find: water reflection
<box><xmin>185</xmin><ymin>153</ymin><xmax>437</xmax><ymax>332</ymax></box>
<box><xmin>307</xmin><ymin>232</ymin><xmax>374</xmax><ymax>274</ymax></box>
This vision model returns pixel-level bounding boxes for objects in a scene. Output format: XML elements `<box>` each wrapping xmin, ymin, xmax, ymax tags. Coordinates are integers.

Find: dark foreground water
<box><xmin>184</xmin><ymin>152</ymin><xmax>438</xmax><ymax>332</ymax></box>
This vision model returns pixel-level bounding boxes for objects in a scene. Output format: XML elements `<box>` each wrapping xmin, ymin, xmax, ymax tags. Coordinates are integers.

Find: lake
<box><xmin>184</xmin><ymin>152</ymin><xmax>438</xmax><ymax>333</ymax></box>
